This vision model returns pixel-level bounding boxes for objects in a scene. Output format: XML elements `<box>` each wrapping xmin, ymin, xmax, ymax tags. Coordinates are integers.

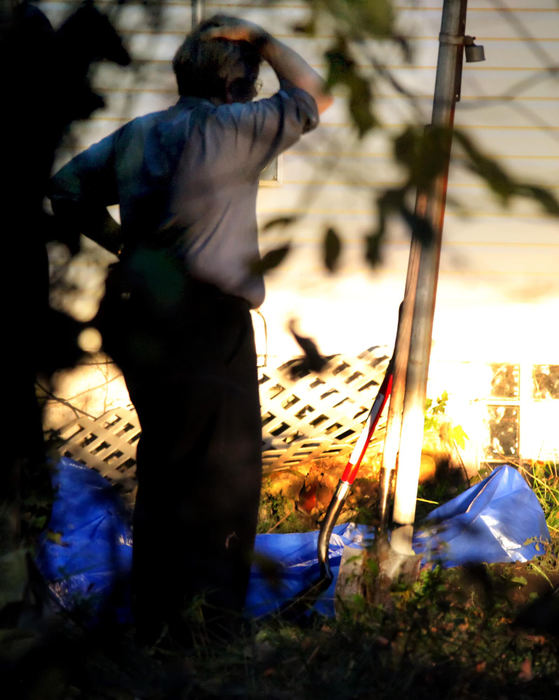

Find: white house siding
<box><xmin>41</xmin><ymin>0</ymin><xmax>559</xmax><ymax>467</ymax></box>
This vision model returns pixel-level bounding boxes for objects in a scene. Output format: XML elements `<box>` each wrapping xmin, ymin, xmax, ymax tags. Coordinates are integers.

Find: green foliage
<box><xmin>424</xmin><ymin>390</ymin><xmax>449</xmax><ymax>431</ymax></box>
<box><xmin>518</xmin><ymin>460</ymin><xmax>559</xmax><ymax>535</ymax></box>
<box><xmin>325</xmin><ymin>36</ymin><xmax>377</xmax><ymax>137</ymax></box>
<box><xmin>158</xmin><ymin>561</ymin><xmax>559</xmax><ymax>698</ymax></box>
<box><xmin>424</xmin><ymin>391</ymin><xmax>469</xmax><ymax>450</ymax></box>
<box><xmin>257</xmin><ymin>489</ymin><xmax>313</xmax><ymax>534</ymax></box>
<box><xmin>454</xmin><ymin>130</ymin><xmax>559</xmax><ymax>216</ymax></box>
<box><xmin>394</xmin><ymin>125</ymin><xmax>452</xmax><ymax>191</ymax></box>
<box><xmin>306</xmin><ymin>0</ymin><xmax>395</xmax><ymax>40</ymax></box>
<box><xmin>0</xmin><ymin>546</ymin><xmax>28</xmax><ymax>611</ymax></box>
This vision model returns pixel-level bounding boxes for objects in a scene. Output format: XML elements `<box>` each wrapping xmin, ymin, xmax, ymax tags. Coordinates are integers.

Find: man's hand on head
<box><xmin>200</xmin><ymin>16</ymin><xmax>268</xmax><ymax>46</ymax></box>
<box><xmin>199</xmin><ymin>14</ymin><xmax>333</xmax><ymax>115</ymax></box>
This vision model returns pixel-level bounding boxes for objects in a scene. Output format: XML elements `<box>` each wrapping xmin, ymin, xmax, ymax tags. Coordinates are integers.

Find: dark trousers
<box><xmin>97</xmin><ymin>252</ymin><xmax>262</xmax><ymax>640</ymax></box>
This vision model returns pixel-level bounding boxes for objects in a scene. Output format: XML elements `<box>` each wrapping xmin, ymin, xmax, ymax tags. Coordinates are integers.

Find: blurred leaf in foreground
<box><xmin>323</xmin><ymin>227</ymin><xmax>342</xmax><ymax>272</ymax></box>
<box><xmin>250</xmin><ymin>244</ymin><xmax>291</xmax><ymax>275</ymax></box>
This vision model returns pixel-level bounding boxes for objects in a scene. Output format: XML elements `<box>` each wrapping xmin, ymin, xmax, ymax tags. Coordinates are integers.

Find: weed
<box><xmin>518</xmin><ymin>459</ymin><xmax>559</xmax><ymax>533</ymax></box>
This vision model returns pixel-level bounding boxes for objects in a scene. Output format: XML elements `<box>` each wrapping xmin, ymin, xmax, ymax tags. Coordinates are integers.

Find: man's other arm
<box><xmin>51</xmin><ymin>199</ymin><xmax>122</xmax><ymax>257</ymax></box>
<box><xmin>49</xmin><ymin>136</ymin><xmax>122</xmax><ymax>257</ymax></box>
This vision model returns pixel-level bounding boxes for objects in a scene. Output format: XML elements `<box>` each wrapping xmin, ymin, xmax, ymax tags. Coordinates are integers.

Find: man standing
<box><xmin>50</xmin><ymin>14</ymin><xmax>332</xmax><ymax>645</ymax></box>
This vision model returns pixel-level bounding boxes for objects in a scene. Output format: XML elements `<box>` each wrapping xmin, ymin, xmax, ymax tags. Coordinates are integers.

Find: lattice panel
<box><xmin>261</xmin><ymin>433</ymin><xmax>386</xmax><ymax>474</ymax></box>
<box><xmin>56</xmin><ymin>346</ymin><xmax>391</xmax><ymax>497</ymax></box>
<box><xmin>57</xmin><ymin>406</ymin><xmax>141</xmax><ymax>508</ymax></box>
<box><xmin>260</xmin><ymin>345</ymin><xmax>390</xmax><ymax>453</ymax></box>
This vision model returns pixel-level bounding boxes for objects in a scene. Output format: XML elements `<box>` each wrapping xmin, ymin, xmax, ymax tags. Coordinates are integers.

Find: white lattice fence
<box><xmin>57</xmin><ymin>406</ymin><xmax>141</xmax><ymax>508</ymax></box>
<box><xmin>259</xmin><ymin>346</ymin><xmax>391</xmax><ymax>471</ymax></box>
<box><xmin>55</xmin><ymin>346</ymin><xmax>391</xmax><ymax>497</ymax></box>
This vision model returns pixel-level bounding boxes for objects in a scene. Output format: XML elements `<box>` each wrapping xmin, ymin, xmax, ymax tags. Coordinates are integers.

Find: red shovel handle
<box><xmin>341</xmin><ymin>365</ymin><xmax>393</xmax><ymax>485</ymax></box>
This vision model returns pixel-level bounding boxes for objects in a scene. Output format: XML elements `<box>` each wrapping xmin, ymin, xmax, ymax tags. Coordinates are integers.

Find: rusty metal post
<box><xmin>390</xmin><ymin>0</ymin><xmax>470</xmax><ymax>552</ymax></box>
<box><xmin>378</xmin><ymin>192</ymin><xmax>426</xmax><ymax>531</ymax></box>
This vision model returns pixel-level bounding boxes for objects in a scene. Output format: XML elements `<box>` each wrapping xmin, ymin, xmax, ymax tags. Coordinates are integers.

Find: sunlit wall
<box><xmin>42</xmin><ymin>0</ymin><xmax>559</xmax><ymax>469</ymax></box>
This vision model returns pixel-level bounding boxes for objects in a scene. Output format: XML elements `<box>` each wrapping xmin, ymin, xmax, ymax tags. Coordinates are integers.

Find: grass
<box><xmin>192</xmin><ymin>458</ymin><xmax>559</xmax><ymax>698</ymax></box>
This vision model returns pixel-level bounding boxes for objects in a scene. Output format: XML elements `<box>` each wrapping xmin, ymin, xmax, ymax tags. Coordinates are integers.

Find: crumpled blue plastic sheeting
<box><xmin>245</xmin><ymin>522</ymin><xmax>371</xmax><ymax>618</ymax></box>
<box><xmin>35</xmin><ymin>457</ymin><xmax>133</xmax><ymax>622</ymax></box>
<box><xmin>413</xmin><ymin>464</ymin><xmax>550</xmax><ymax>568</ymax></box>
<box><xmin>36</xmin><ymin>459</ymin><xmax>550</xmax><ymax>621</ymax></box>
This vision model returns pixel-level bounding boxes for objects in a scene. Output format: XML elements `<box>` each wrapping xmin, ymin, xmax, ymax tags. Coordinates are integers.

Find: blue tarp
<box><xmin>246</xmin><ymin>521</ymin><xmax>371</xmax><ymax>618</ymax></box>
<box><xmin>36</xmin><ymin>459</ymin><xmax>550</xmax><ymax>619</ymax></box>
<box><xmin>35</xmin><ymin>457</ymin><xmax>133</xmax><ymax>621</ymax></box>
<box><xmin>413</xmin><ymin>463</ymin><xmax>550</xmax><ymax>568</ymax></box>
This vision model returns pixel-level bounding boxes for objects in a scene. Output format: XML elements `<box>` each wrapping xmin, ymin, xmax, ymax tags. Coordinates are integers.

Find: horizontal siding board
<box><xmin>205</xmin><ymin>2</ymin><xmax>559</xmax><ymax>40</ymax></box>
<box><xmin>91</xmin><ymin>65</ymin><xmax>558</xmax><ymax>106</ymax></box>
<box><xmin>39</xmin><ymin>0</ymin><xmax>559</xmax><ymax>31</ymax></box>
<box><xmin>89</xmin><ymin>62</ymin><xmax>434</xmax><ymax>99</ymax></box>
<box><xmin>466</xmin><ymin>2</ymin><xmax>558</xmax><ymax>9</ymax></box>
<box><xmin>272</xmin><ymin>167</ymin><xmax>558</xmax><ymax>192</ymax></box>
<box><xmin>461</xmin><ymin>39</ymin><xmax>559</xmax><ymax>68</ymax></box>
<box><xmin>121</xmin><ymin>32</ymin><xmax>430</xmax><ymax>65</ymax></box>
<box><xmin>281</xmin><ymin>151</ymin><xmax>559</xmax><ymax>189</ymax></box>
<box><xmin>439</xmin><ymin>244</ymin><xmax>559</xmax><ymax>277</ymax></box>
<box><xmin>443</xmin><ymin>213</ymin><xmax>559</xmax><ymax>242</ymax></box>
<box><xmin>126</xmin><ymin>32</ymin><xmax>184</xmax><ymax>61</ymax></box>
<box><xmin>256</xmin><ymin>240</ymin><xmax>559</xmax><ymax>288</ymax></box>
<box><xmin>304</xmin><ymin>123</ymin><xmax>559</xmax><ymax>158</ymax></box>
<box><xmin>448</xmin><ymin>159</ymin><xmax>559</xmax><ymax>187</ymax></box>
<box><xmin>450</xmin><ymin>127</ymin><xmax>559</xmax><ymax>158</ymax></box>
<box><xmin>255</xmin><ymin>211</ymin><xmax>559</xmax><ymax>249</ymax></box>
<box><xmin>280</xmin><ymin>153</ymin><xmax>407</xmax><ymax>186</ymax></box>
<box><xmin>460</xmin><ymin>67</ymin><xmax>558</xmax><ymax>101</ymax></box>
<box><xmin>372</xmin><ymin>67</ymin><xmax>553</xmax><ymax>100</ymax></box>
<box><xmin>466</xmin><ymin>9</ymin><xmax>559</xmax><ymax>39</ymax></box>
<box><xmin>266</xmin><ymin>241</ymin><xmax>559</xmax><ymax>284</ymax></box>
<box><xmin>417</xmin><ymin>187</ymin><xmax>557</xmax><ymax>217</ymax></box>
<box><xmin>90</xmin><ymin>63</ymin><xmax>165</xmax><ymax>92</ymax></box>
<box><xmin>198</xmin><ymin>2</ymin><xmax>311</xmax><ymax>30</ymax></box>
<box><xmin>80</xmin><ymin>92</ymin><xmax>558</xmax><ymax>135</ymax></box>
<box><xmin>256</xmin><ymin>186</ymin><xmax>557</xmax><ymax>224</ymax></box>
<box><xmin>103</xmin><ymin>33</ymin><xmax>559</xmax><ymax>75</ymax></box>
<box><xmin>120</xmin><ymin>29</ymin><xmax>559</xmax><ymax>69</ymax></box>
<box><xmin>257</xmin><ymin>182</ymin><xmax>376</xmax><ymax>215</ymax></box>
<box><xmin>455</xmin><ymin>99</ymin><xmax>559</xmax><ymax>130</ymax></box>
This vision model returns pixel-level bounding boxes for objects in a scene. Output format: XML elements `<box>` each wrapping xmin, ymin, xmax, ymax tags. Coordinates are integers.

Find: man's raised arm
<box><xmin>202</xmin><ymin>17</ymin><xmax>334</xmax><ymax>114</ymax></box>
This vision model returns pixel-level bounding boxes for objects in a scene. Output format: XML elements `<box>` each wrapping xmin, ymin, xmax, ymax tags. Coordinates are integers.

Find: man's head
<box><xmin>173</xmin><ymin>15</ymin><xmax>261</xmax><ymax>104</ymax></box>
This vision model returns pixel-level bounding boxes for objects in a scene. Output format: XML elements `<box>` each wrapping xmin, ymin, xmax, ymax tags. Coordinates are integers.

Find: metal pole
<box><xmin>378</xmin><ymin>191</ymin><xmax>426</xmax><ymax>531</ymax></box>
<box><xmin>390</xmin><ymin>0</ymin><xmax>468</xmax><ymax>550</ymax></box>
<box><xmin>191</xmin><ymin>0</ymin><xmax>204</xmax><ymax>27</ymax></box>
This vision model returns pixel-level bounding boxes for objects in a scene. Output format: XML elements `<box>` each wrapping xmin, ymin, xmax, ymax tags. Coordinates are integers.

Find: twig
<box><xmin>36</xmin><ymin>380</ymin><xmax>96</xmax><ymax>420</ymax></box>
<box><xmin>266</xmin><ymin>507</ymin><xmax>296</xmax><ymax>534</ymax></box>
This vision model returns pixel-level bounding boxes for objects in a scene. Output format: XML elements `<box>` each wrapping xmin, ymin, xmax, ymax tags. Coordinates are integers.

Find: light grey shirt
<box><xmin>50</xmin><ymin>87</ymin><xmax>319</xmax><ymax>307</ymax></box>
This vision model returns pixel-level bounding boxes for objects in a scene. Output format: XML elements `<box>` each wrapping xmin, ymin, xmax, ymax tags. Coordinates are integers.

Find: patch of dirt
<box><xmin>259</xmin><ymin>450</ymin><xmax>465</xmax><ymax>533</ymax></box>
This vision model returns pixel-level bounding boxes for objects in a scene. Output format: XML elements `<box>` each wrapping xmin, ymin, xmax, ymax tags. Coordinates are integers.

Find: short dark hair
<box><xmin>172</xmin><ymin>15</ymin><xmax>261</xmax><ymax>102</ymax></box>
